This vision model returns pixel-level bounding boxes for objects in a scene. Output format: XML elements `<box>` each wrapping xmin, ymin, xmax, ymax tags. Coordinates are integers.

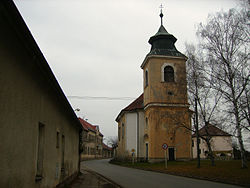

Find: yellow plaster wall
<box><xmin>143</xmin><ymin>56</ymin><xmax>188</xmax><ymax>107</ymax></box>
<box><xmin>117</xmin><ymin>115</ymin><xmax>127</xmax><ymax>157</ymax></box>
<box><xmin>145</xmin><ymin>106</ymin><xmax>192</xmax><ymax>160</ymax></box>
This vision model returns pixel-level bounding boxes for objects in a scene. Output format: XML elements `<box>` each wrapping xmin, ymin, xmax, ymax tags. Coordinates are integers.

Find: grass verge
<box><xmin>110</xmin><ymin>159</ymin><xmax>250</xmax><ymax>187</ymax></box>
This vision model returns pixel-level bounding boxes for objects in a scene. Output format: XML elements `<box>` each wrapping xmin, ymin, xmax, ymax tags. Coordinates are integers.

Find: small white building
<box><xmin>192</xmin><ymin>125</ymin><xmax>233</xmax><ymax>159</ymax></box>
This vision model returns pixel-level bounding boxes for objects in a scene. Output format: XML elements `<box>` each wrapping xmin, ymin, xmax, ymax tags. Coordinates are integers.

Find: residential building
<box><xmin>115</xmin><ymin>12</ymin><xmax>192</xmax><ymax>162</ymax></box>
<box><xmin>0</xmin><ymin>1</ymin><xmax>82</xmax><ymax>187</ymax></box>
<box><xmin>192</xmin><ymin>124</ymin><xmax>233</xmax><ymax>159</ymax></box>
<box><xmin>102</xmin><ymin>143</ymin><xmax>113</xmax><ymax>158</ymax></box>
<box><xmin>79</xmin><ymin>118</ymin><xmax>103</xmax><ymax>160</ymax></box>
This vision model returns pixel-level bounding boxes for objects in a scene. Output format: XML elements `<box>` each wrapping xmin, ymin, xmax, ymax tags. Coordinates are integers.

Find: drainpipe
<box><xmin>136</xmin><ymin>111</ymin><xmax>139</xmax><ymax>160</ymax></box>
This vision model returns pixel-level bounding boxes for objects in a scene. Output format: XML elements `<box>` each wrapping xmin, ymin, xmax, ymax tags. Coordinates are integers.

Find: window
<box><xmin>145</xmin><ymin>117</ymin><xmax>148</xmax><ymax>129</ymax></box>
<box><xmin>122</xmin><ymin>123</ymin><xmax>124</xmax><ymax>139</ymax></box>
<box><xmin>118</xmin><ymin>127</ymin><xmax>121</xmax><ymax>141</ymax></box>
<box><xmin>61</xmin><ymin>135</ymin><xmax>65</xmax><ymax>170</ymax></box>
<box><xmin>36</xmin><ymin>123</ymin><xmax>45</xmax><ymax>181</ymax></box>
<box><xmin>145</xmin><ymin>70</ymin><xmax>148</xmax><ymax>87</ymax></box>
<box><xmin>56</xmin><ymin>131</ymin><xmax>60</xmax><ymax>148</ymax></box>
<box><xmin>164</xmin><ymin>66</ymin><xmax>174</xmax><ymax>82</ymax></box>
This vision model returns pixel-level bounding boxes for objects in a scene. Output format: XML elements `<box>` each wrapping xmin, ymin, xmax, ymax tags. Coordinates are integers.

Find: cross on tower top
<box><xmin>159</xmin><ymin>4</ymin><xmax>164</xmax><ymax>26</ymax></box>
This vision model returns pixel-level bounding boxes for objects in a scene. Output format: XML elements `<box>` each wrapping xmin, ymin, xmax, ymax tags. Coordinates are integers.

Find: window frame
<box><xmin>145</xmin><ymin>69</ymin><xmax>149</xmax><ymax>87</ymax></box>
<box><xmin>161</xmin><ymin>63</ymin><xmax>176</xmax><ymax>83</ymax></box>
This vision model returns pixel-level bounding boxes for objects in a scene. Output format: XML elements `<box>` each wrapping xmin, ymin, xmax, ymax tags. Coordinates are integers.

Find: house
<box><xmin>79</xmin><ymin>118</ymin><xmax>103</xmax><ymax>160</ymax></box>
<box><xmin>102</xmin><ymin>143</ymin><xmax>113</xmax><ymax>158</ymax></box>
<box><xmin>115</xmin><ymin>12</ymin><xmax>192</xmax><ymax>162</ymax></box>
<box><xmin>192</xmin><ymin>124</ymin><xmax>233</xmax><ymax>159</ymax></box>
<box><xmin>0</xmin><ymin>1</ymin><xmax>82</xmax><ymax>187</ymax></box>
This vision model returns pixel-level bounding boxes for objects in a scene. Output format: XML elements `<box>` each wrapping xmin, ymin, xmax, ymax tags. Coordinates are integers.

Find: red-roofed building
<box><xmin>79</xmin><ymin>118</ymin><xmax>104</xmax><ymax>160</ymax></box>
<box><xmin>192</xmin><ymin>124</ymin><xmax>233</xmax><ymax>159</ymax></box>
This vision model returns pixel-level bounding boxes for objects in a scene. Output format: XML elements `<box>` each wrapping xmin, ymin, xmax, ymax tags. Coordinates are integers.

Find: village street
<box><xmin>82</xmin><ymin>159</ymin><xmax>241</xmax><ymax>188</ymax></box>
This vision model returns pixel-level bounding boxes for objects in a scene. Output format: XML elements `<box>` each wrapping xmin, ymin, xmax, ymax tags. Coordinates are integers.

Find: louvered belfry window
<box><xmin>164</xmin><ymin>66</ymin><xmax>174</xmax><ymax>82</ymax></box>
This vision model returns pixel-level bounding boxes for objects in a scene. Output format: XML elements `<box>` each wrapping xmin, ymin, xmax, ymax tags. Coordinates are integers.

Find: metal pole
<box><xmin>165</xmin><ymin>150</ymin><xmax>167</xmax><ymax>169</ymax></box>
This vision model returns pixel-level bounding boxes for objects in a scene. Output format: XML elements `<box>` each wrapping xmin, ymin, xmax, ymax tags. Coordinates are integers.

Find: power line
<box><xmin>67</xmin><ymin>95</ymin><xmax>136</xmax><ymax>101</ymax></box>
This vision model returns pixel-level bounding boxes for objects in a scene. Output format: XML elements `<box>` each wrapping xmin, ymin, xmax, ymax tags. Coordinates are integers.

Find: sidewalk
<box><xmin>69</xmin><ymin>166</ymin><xmax>121</xmax><ymax>188</ymax></box>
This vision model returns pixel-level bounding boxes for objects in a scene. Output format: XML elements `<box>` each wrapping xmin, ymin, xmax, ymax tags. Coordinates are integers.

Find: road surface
<box><xmin>82</xmin><ymin>159</ymin><xmax>241</xmax><ymax>188</ymax></box>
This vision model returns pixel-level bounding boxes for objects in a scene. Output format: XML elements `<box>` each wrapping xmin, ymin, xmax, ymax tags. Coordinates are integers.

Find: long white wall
<box><xmin>125</xmin><ymin>113</ymin><xmax>137</xmax><ymax>155</ymax></box>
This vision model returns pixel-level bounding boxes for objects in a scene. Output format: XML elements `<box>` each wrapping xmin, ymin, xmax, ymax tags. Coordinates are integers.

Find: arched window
<box><xmin>164</xmin><ymin>66</ymin><xmax>174</xmax><ymax>82</ymax></box>
<box><xmin>145</xmin><ymin>70</ymin><xmax>148</xmax><ymax>87</ymax></box>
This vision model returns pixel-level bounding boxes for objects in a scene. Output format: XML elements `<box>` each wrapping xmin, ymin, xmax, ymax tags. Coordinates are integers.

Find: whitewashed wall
<box><xmin>125</xmin><ymin>113</ymin><xmax>137</xmax><ymax>155</ymax></box>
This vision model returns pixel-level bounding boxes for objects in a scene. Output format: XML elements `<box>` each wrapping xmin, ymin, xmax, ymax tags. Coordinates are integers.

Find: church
<box><xmin>115</xmin><ymin>11</ymin><xmax>192</xmax><ymax>162</ymax></box>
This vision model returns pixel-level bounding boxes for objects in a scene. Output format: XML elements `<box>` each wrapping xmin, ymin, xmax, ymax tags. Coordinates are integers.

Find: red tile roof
<box><xmin>78</xmin><ymin>118</ymin><xmax>96</xmax><ymax>132</ymax></box>
<box><xmin>115</xmin><ymin>94</ymin><xmax>144</xmax><ymax>122</ymax></box>
<box><xmin>193</xmin><ymin>124</ymin><xmax>231</xmax><ymax>137</ymax></box>
<box><xmin>123</xmin><ymin>94</ymin><xmax>144</xmax><ymax>111</ymax></box>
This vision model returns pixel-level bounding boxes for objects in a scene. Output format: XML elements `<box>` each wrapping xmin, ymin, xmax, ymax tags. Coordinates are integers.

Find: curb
<box><xmin>83</xmin><ymin>167</ymin><xmax>123</xmax><ymax>188</ymax></box>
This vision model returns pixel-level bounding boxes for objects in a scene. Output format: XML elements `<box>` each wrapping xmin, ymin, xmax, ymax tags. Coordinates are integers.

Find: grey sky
<box><xmin>13</xmin><ymin>0</ymin><xmax>238</xmax><ymax>140</ymax></box>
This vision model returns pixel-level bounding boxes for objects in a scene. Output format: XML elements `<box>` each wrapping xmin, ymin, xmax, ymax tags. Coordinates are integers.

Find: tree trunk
<box><xmin>232</xmin><ymin>86</ymin><xmax>248</xmax><ymax>168</ymax></box>
<box><xmin>205</xmin><ymin>138</ymin><xmax>215</xmax><ymax>166</ymax></box>
<box><xmin>195</xmin><ymin>98</ymin><xmax>200</xmax><ymax>168</ymax></box>
<box><xmin>235</xmin><ymin>106</ymin><xmax>248</xmax><ymax>168</ymax></box>
<box><xmin>204</xmin><ymin>122</ymin><xmax>215</xmax><ymax>166</ymax></box>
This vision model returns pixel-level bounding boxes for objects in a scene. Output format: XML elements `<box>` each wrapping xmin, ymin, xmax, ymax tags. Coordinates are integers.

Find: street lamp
<box><xmin>74</xmin><ymin>108</ymin><xmax>80</xmax><ymax>112</ymax></box>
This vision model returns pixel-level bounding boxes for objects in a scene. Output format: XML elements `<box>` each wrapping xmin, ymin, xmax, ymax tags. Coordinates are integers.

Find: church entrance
<box><xmin>145</xmin><ymin>143</ymin><xmax>148</xmax><ymax>161</ymax></box>
<box><xmin>168</xmin><ymin>148</ymin><xmax>175</xmax><ymax>161</ymax></box>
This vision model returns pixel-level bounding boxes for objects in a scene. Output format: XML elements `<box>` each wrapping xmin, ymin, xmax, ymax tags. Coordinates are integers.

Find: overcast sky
<box><xmin>13</xmin><ymin>0</ymin><xmax>239</xmax><ymax>141</ymax></box>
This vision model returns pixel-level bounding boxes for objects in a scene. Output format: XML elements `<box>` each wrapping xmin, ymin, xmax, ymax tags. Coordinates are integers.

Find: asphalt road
<box><xmin>82</xmin><ymin>159</ymin><xmax>242</xmax><ymax>188</ymax></box>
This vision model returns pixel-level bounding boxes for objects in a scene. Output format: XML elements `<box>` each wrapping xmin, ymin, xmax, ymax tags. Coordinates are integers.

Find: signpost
<box><xmin>162</xmin><ymin>143</ymin><xmax>168</xmax><ymax>169</ymax></box>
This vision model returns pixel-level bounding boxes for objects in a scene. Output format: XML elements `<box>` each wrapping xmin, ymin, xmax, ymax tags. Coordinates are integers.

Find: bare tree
<box><xmin>186</xmin><ymin>44</ymin><xmax>223</xmax><ymax>166</ymax></box>
<box><xmin>106</xmin><ymin>136</ymin><xmax>118</xmax><ymax>149</ymax></box>
<box><xmin>197</xmin><ymin>8</ymin><xmax>249</xmax><ymax>168</ymax></box>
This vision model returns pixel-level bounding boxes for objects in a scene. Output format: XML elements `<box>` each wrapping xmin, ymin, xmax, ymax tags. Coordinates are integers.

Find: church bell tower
<box><xmin>141</xmin><ymin>10</ymin><xmax>192</xmax><ymax>162</ymax></box>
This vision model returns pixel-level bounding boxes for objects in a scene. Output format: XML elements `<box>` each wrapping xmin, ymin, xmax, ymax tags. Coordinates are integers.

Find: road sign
<box><xmin>162</xmin><ymin>143</ymin><xmax>168</xmax><ymax>150</ymax></box>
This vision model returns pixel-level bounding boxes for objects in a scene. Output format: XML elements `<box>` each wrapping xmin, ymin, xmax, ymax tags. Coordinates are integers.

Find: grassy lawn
<box><xmin>110</xmin><ymin>160</ymin><xmax>250</xmax><ymax>187</ymax></box>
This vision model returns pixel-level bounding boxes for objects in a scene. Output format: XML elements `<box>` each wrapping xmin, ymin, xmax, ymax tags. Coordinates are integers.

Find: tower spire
<box><xmin>159</xmin><ymin>4</ymin><xmax>164</xmax><ymax>26</ymax></box>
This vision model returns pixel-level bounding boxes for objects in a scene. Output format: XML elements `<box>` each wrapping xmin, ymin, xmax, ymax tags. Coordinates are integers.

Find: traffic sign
<box><xmin>131</xmin><ymin>149</ymin><xmax>135</xmax><ymax>152</ymax></box>
<box><xmin>162</xmin><ymin>143</ymin><xmax>168</xmax><ymax>150</ymax></box>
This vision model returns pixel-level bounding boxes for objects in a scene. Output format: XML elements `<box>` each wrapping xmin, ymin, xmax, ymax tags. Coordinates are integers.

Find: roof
<box><xmin>78</xmin><ymin>118</ymin><xmax>97</xmax><ymax>132</ymax></box>
<box><xmin>115</xmin><ymin>94</ymin><xmax>144</xmax><ymax>122</ymax></box>
<box><xmin>2</xmin><ymin>0</ymin><xmax>82</xmax><ymax>131</ymax></box>
<box><xmin>102</xmin><ymin>143</ymin><xmax>112</xmax><ymax>151</ymax></box>
<box><xmin>147</xmin><ymin>24</ymin><xmax>185</xmax><ymax>58</ymax></box>
<box><xmin>123</xmin><ymin>94</ymin><xmax>144</xmax><ymax>111</ymax></box>
<box><xmin>193</xmin><ymin>124</ymin><xmax>231</xmax><ymax>137</ymax></box>
<box><xmin>78</xmin><ymin>118</ymin><xmax>104</xmax><ymax>136</ymax></box>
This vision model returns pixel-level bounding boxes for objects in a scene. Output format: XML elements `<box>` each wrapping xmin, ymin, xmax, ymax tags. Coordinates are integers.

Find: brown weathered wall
<box><xmin>143</xmin><ymin>55</ymin><xmax>191</xmax><ymax>162</ymax></box>
<box><xmin>143</xmin><ymin>56</ymin><xmax>188</xmax><ymax>106</ymax></box>
<box><xmin>117</xmin><ymin>115</ymin><xmax>127</xmax><ymax>158</ymax></box>
<box><xmin>145</xmin><ymin>106</ymin><xmax>192</xmax><ymax>161</ymax></box>
<box><xmin>0</xmin><ymin>7</ymin><xmax>79</xmax><ymax>188</ymax></box>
